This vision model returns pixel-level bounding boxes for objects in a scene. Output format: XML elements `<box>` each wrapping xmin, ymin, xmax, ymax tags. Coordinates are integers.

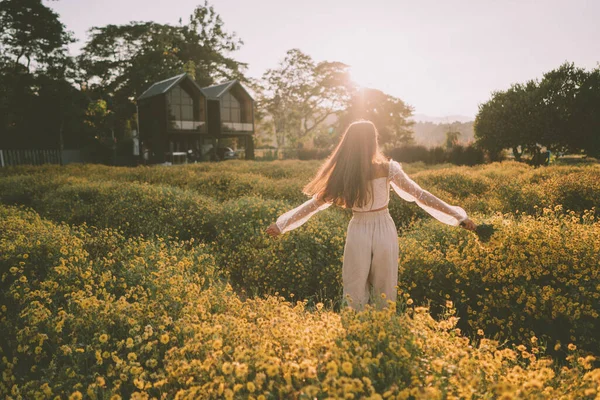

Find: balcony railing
<box><xmin>171</xmin><ymin>121</ymin><xmax>206</xmax><ymax>131</ymax></box>
<box><xmin>222</xmin><ymin>122</ymin><xmax>253</xmax><ymax>132</ymax></box>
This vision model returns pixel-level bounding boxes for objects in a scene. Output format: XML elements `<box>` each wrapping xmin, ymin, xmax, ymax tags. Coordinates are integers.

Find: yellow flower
<box><xmin>266</xmin><ymin>364</ymin><xmax>278</xmax><ymax>377</ymax></box>
<box><xmin>69</xmin><ymin>391</ymin><xmax>83</xmax><ymax>400</ymax></box>
<box><xmin>568</xmin><ymin>343</ymin><xmax>577</xmax><ymax>351</ymax></box>
<box><xmin>406</xmin><ymin>298</ymin><xmax>413</xmax><ymax>305</ymax></box>
<box><xmin>222</xmin><ymin>362</ymin><xmax>233</xmax><ymax>375</ymax></box>
<box><xmin>477</xmin><ymin>329</ymin><xmax>484</xmax><ymax>336</ymax></box>
<box><xmin>126</xmin><ymin>337</ymin><xmax>134</xmax><ymax>348</ymax></box>
<box><xmin>326</xmin><ymin>361</ymin><xmax>338</xmax><ymax>376</ymax></box>
<box><xmin>212</xmin><ymin>338</ymin><xmax>222</xmax><ymax>349</ymax></box>
<box><xmin>127</xmin><ymin>352</ymin><xmax>137</xmax><ymax>361</ymax></box>
<box><xmin>146</xmin><ymin>359</ymin><xmax>158</xmax><ymax>368</ymax></box>
<box><xmin>341</xmin><ymin>361</ymin><xmax>353</xmax><ymax>375</ymax></box>
<box><xmin>530</xmin><ymin>336</ymin><xmax>538</xmax><ymax>344</ymax></box>
<box><xmin>99</xmin><ymin>334</ymin><xmax>109</xmax><ymax>343</ymax></box>
<box><xmin>40</xmin><ymin>382</ymin><xmax>52</xmax><ymax>396</ymax></box>
<box><xmin>247</xmin><ymin>382</ymin><xmax>256</xmax><ymax>393</ymax></box>
<box><xmin>160</xmin><ymin>334</ymin><xmax>170</xmax><ymax>344</ymax></box>
<box><xmin>60</xmin><ymin>344</ymin><xmax>73</xmax><ymax>356</ymax></box>
<box><xmin>235</xmin><ymin>363</ymin><xmax>248</xmax><ymax>378</ymax></box>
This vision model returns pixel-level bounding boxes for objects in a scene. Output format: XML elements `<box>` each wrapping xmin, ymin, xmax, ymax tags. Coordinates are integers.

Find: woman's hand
<box><xmin>266</xmin><ymin>223</ymin><xmax>281</xmax><ymax>237</ymax></box>
<box><xmin>459</xmin><ymin>218</ymin><xmax>477</xmax><ymax>231</ymax></box>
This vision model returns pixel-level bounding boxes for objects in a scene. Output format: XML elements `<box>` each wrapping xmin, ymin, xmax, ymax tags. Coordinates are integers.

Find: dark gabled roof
<box><xmin>138</xmin><ymin>73</ymin><xmax>205</xmax><ymax>101</ymax></box>
<box><xmin>138</xmin><ymin>75</ymin><xmax>255</xmax><ymax>102</ymax></box>
<box><xmin>202</xmin><ymin>80</ymin><xmax>254</xmax><ymax>101</ymax></box>
<box><xmin>201</xmin><ymin>80</ymin><xmax>237</xmax><ymax>99</ymax></box>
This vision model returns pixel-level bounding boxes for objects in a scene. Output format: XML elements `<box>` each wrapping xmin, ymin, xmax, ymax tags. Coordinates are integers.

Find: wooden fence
<box><xmin>0</xmin><ymin>149</ymin><xmax>62</xmax><ymax>167</ymax></box>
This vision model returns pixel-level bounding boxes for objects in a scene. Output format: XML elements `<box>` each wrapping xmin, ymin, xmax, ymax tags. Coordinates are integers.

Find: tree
<box><xmin>0</xmin><ymin>0</ymin><xmax>82</xmax><ymax>150</ymax></box>
<box><xmin>475</xmin><ymin>62</ymin><xmax>600</xmax><ymax>163</ymax></box>
<box><xmin>475</xmin><ymin>80</ymin><xmax>546</xmax><ymax>162</ymax></box>
<box><xmin>574</xmin><ymin>66</ymin><xmax>600</xmax><ymax>158</ymax></box>
<box><xmin>259</xmin><ymin>49</ymin><xmax>352</xmax><ymax>148</ymax></box>
<box><xmin>537</xmin><ymin>62</ymin><xmax>588</xmax><ymax>154</ymax></box>
<box><xmin>445</xmin><ymin>127</ymin><xmax>461</xmax><ymax>149</ymax></box>
<box><xmin>0</xmin><ymin>0</ymin><xmax>74</xmax><ymax>73</ymax></box>
<box><xmin>77</xmin><ymin>1</ymin><xmax>246</xmax><ymax>141</ymax></box>
<box><xmin>338</xmin><ymin>87</ymin><xmax>414</xmax><ymax>148</ymax></box>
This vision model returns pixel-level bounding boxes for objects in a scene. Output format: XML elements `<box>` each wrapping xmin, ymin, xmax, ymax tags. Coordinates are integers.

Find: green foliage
<box><xmin>0</xmin><ymin>205</ymin><xmax>219</xmax><ymax>398</ymax></box>
<box><xmin>213</xmin><ymin>196</ymin><xmax>348</xmax><ymax>301</ymax></box>
<box><xmin>1</xmin><ymin>161</ymin><xmax>600</xmax><ymax>354</ymax></box>
<box><xmin>445</xmin><ymin>130</ymin><xmax>460</xmax><ymax>149</ymax></box>
<box><xmin>1</xmin><ymin>161</ymin><xmax>600</xmax><ymax>398</ymax></box>
<box><xmin>386</xmin><ymin>143</ymin><xmax>486</xmax><ymax>166</ymax></box>
<box><xmin>475</xmin><ymin>62</ymin><xmax>600</xmax><ymax>162</ymax></box>
<box><xmin>259</xmin><ymin>49</ymin><xmax>352</xmax><ymax>148</ymax></box>
<box><xmin>412</xmin><ymin>121</ymin><xmax>474</xmax><ymax>148</ymax></box>
<box><xmin>397</xmin><ymin>209</ymin><xmax>600</xmax><ymax>353</ymax></box>
<box><xmin>0</xmin><ymin>0</ymin><xmax>74</xmax><ymax>71</ymax></box>
<box><xmin>338</xmin><ymin>87</ymin><xmax>414</xmax><ymax>148</ymax></box>
<box><xmin>0</xmin><ymin>0</ymin><xmax>86</xmax><ymax>150</ymax></box>
<box><xmin>0</xmin><ymin>175</ymin><xmax>218</xmax><ymax>241</ymax></box>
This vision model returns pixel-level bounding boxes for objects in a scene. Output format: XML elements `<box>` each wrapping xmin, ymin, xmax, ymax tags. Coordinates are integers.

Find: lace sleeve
<box><xmin>275</xmin><ymin>195</ymin><xmax>332</xmax><ymax>234</ymax></box>
<box><xmin>388</xmin><ymin>160</ymin><xmax>467</xmax><ymax>226</ymax></box>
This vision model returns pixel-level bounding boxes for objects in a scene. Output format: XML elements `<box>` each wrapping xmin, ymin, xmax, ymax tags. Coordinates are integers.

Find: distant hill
<box><xmin>410</xmin><ymin>114</ymin><xmax>473</xmax><ymax>124</ymax></box>
<box><xmin>256</xmin><ymin>112</ymin><xmax>475</xmax><ymax>149</ymax></box>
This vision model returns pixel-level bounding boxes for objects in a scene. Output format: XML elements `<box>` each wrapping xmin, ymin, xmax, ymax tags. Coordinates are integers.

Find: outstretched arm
<box><xmin>266</xmin><ymin>195</ymin><xmax>332</xmax><ymax>236</ymax></box>
<box><xmin>389</xmin><ymin>160</ymin><xmax>475</xmax><ymax>229</ymax></box>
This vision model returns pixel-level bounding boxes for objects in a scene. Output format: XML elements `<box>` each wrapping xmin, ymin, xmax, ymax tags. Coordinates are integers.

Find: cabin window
<box><xmin>168</xmin><ymin>85</ymin><xmax>195</xmax><ymax>126</ymax></box>
<box><xmin>220</xmin><ymin>92</ymin><xmax>241</xmax><ymax>123</ymax></box>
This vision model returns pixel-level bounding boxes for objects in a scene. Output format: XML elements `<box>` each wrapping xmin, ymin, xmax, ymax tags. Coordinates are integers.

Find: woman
<box><xmin>266</xmin><ymin>120</ymin><xmax>476</xmax><ymax>310</ymax></box>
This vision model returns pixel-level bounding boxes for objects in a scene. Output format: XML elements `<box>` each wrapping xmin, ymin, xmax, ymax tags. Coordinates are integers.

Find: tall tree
<box><xmin>0</xmin><ymin>0</ymin><xmax>73</xmax><ymax>72</ymax></box>
<box><xmin>574</xmin><ymin>66</ymin><xmax>600</xmax><ymax>158</ymax></box>
<box><xmin>475</xmin><ymin>62</ymin><xmax>599</xmax><ymax>163</ymax></box>
<box><xmin>475</xmin><ymin>80</ymin><xmax>546</xmax><ymax>161</ymax></box>
<box><xmin>445</xmin><ymin>129</ymin><xmax>461</xmax><ymax>149</ymax></box>
<box><xmin>537</xmin><ymin>62</ymin><xmax>588</xmax><ymax>154</ymax></box>
<box><xmin>0</xmin><ymin>0</ymin><xmax>81</xmax><ymax>150</ymax></box>
<box><xmin>259</xmin><ymin>49</ymin><xmax>352</xmax><ymax>148</ymax></box>
<box><xmin>338</xmin><ymin>87</ymin><xmax>414</xmax><ymax>148</ymax></box>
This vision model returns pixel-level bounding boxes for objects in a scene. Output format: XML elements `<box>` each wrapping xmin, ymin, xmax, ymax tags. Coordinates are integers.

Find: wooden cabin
<box><xmin>137</xmin><ymin>73</ymin><xmax>254</xmax><ymax>163</ymax></box>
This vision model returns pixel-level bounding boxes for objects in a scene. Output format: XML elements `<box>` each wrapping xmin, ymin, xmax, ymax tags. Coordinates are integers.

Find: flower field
<box><xmin>1</xmin><ymin>160</ymin><xmax>600</xmax><ymax>399</ymax></box>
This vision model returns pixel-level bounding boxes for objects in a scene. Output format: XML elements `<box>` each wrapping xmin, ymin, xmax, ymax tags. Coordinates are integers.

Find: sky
<box><xmin>49</xmin><ymin>0</ymin><xmax>600</xmax><ymax>119</ymax></box>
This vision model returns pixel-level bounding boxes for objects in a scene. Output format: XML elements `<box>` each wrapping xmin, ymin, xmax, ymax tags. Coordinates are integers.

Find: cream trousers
<box><xmin>342</xmin><ymin>208</ymin><xmax>399</xmax><ymax>310</ymax></box>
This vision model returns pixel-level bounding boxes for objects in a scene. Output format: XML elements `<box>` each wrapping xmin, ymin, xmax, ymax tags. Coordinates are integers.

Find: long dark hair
<box><xmin>303</xmin><ymin>120</ymin><xmax>388</xmax><ymax>208</ymax></box>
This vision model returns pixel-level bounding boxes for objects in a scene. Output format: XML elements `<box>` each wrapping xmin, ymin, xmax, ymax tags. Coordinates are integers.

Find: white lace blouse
<box><xmin>275</xmin><ymin>160</ymin><xmax>468</xmax><ymax>233</ymax></box>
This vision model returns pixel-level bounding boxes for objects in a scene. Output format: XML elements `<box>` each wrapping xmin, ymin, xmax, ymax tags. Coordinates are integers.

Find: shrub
<box><xmin>397</xmin><ymin>208</ymin><xmax>600</xmax><ymax>353</ymax></box>
<box><xmin>1</xmin><ymin>205</ymin><xmax>599</xmax><ymax>398</ymax></box>
<box><xmin>0</xmin><ymin>205</ymin><xmax>219</xmax><ymax>398</ymax></box>
<box><xmin>297</xmin><ymin>147</ymin><xmax>331</xmax><ymax>160</ymax></box>
<box><xmin>386</xmin><ymin>144</ymin><xmax>485</xmax><ymax>166</ymax></box>
<box><xmin>212</xmin><ymin>196</ymin><xmax>349</xmax><ymax>302</ymax></box>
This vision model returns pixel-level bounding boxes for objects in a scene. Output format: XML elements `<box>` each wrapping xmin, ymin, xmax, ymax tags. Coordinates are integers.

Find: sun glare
<box><xmin>349</xmin><ymin>65</ymin><xmax>380</xmax><ymax>90</ymax></box>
